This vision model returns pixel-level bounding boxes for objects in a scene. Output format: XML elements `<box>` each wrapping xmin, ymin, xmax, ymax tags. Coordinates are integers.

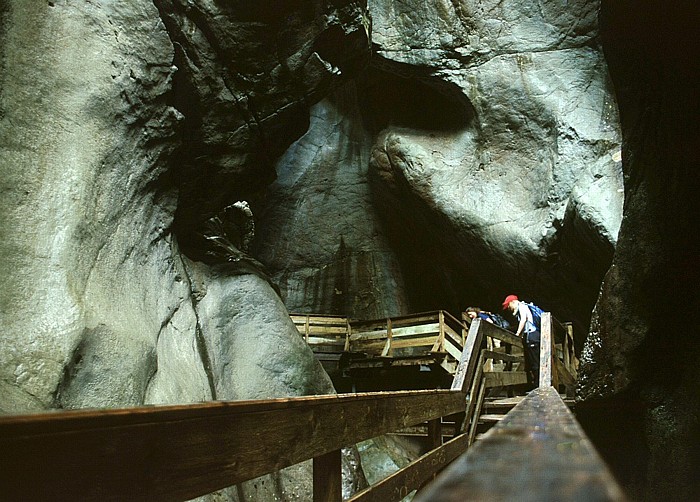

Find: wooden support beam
<box><xmin>314</xmin><ymin>449</ymin><xmax>342</xmax><ymax>502</ymax></box>
<box><xmin>414</xmin><ymin>387</ymin><xmax>628</xmax><ymax>502</ymax></box>
<box><xmin>381</xmin><ymin>318</ymin><xmax>393</xmax><ymax>357</ymax></box>
<box><xmin>348</xmin><ymin>434</ymin><xmax>470</xmax><ymax>502</ymax></box>
<box><xmin>450</xmin><ymin>319</ymin><xmax>484</xmax><ymax>393</ymax></box>
<box><xmin>427</xmin><ymin>418</ymin><xmax>443</xmax><ymax>450</ymax></box>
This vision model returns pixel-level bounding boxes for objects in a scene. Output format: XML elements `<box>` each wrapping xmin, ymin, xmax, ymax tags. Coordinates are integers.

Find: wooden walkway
<box><xmin>0</xmin><ymin>311</ymin><xmax>618</xmax><ymax>501</ymax></box>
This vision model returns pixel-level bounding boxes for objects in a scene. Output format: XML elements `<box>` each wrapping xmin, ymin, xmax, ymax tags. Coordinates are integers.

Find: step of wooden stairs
<box><xmin>475</xmin><ymin>394</ymin><xmax>575</xmax><ymax>441</ymax></box>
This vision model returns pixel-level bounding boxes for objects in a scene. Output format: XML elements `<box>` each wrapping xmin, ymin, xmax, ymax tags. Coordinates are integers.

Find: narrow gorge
<box><xmin>0</xmin><ymin>1</ymin><xmax>697</xmax><ymax>500</ymax></box>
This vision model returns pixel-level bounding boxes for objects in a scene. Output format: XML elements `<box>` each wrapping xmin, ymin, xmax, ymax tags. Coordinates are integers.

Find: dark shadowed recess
<box><xmin>358</xmin><ymin>62</ymin><xmax>474</xmax><ymax>134</ymax></box>
<box><xmin>576</xmin><ymin>1</ymin><xmax>700</xmax><ymax>500</ymax></box>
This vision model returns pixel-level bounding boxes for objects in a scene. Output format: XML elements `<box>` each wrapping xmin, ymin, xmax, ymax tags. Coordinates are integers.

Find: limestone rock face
<box><xmin>254</xmin><ymin>85</ymin><xmax>409</xmax><ymax>319</ymax></box>
<box><xmin>576</xmin><ymin>1</ymin><xmax>700</xmax><ymax>500</ymax></box>
<box><xmin>368</xmin><ymin>0</ymin><xmax>622</xmax><ymax>333</ymax></box>
<box><xmin>256</xmin><ymin>0</ymin><xmax>622</xmax><ymax>338</ymax></box>
<box><xmin>0</xmin><ymin>0</ymin><xmax>182</xmax><ymax>410</ymax></box>
<box><xmin>152</xmin><ymin>0</ymin><xmax>371</xmax><ymax>239</ymax></box>
<box><xmin>0</xmin><ymin>1</ymin><xmax>370</xmax><ymax>500</ymax></box>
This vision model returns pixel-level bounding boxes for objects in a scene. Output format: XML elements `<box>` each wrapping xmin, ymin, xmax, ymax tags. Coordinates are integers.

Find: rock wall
<box><xmin>1</xmin><ymin>0</ymin><xmax>648</xmax><ymax>500</ymax></box>
<box><xmin>0</xmin><ymin>1</ymin><xmax>370</xmax><ymax>500</ymax></box>
<box><xmin>576</xmin><ymin>1</ymin><xmax>700</xmax><ymax>500</ymax></box>
<box><xmin>256</xmin><ymin>0</ymin><xmax>623</xmax><ymax>341</ymax></box>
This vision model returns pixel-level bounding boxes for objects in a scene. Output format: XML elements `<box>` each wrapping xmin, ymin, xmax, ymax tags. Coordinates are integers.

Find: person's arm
<box><xmin>515</xmin><ymin>305</ymin><xmax>527</xmax><ymax>338</ymax></box>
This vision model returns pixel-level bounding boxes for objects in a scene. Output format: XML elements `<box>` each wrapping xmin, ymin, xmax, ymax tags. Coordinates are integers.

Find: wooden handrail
<box><xmin>413</xmin><ymin>387</ymin><xmax>627</xmax><ymax>502</ymax></box>
<box><xmin>0</xmin><ymin>390</ymin><xmax>467</xmax><ymax>501</ymax></box>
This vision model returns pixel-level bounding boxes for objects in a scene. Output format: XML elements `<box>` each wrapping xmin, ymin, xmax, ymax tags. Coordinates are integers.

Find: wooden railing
<box><xmin>0</xmin><ymin>312</ymin><xmax>481</xmax><ymax>502</ymax></box>
<box><xmin>292</xmin><ymin>311</ymin><xmax>468</xmax><ymax>375</ymax></box>
<box><xmin>413</xmin><ymin>312</ymin><xmax>627</xmax><ymax>502</ymax></box>
<box><xmin>0</xmin><ymin>311</ymin><xmax>617</xmax><ymax>501</ymax></box>
<box><xmin>413</xmin><ymin>386</ymin><xmax>628</xmax><ymax>502</ymax></box>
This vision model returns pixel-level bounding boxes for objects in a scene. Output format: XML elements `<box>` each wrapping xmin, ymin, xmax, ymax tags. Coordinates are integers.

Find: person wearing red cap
<box><xmin>502</xmin><ymin>294</ymin><xmax>540</xmax><ymax>385</ymax></box>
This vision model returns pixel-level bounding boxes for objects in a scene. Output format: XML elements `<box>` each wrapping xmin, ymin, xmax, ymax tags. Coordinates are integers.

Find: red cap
<box><xmin>502</xmin><ymin>294</ymin><xmax>518</xmax><ymax>309</ymax></box>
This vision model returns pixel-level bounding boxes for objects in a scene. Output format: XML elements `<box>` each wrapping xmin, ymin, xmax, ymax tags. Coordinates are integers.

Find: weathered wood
<box><xmin>539</xmin><ymin>312</ymin><xmax>553</xmax><ymax>388</ymax></box>
<box><xmin>479</xmin><ymin>414</ymin><xmax>506</xmax><ymax>423</ymax></box>
<box><xmin>314</xmin><ymin>449</ymin><xmax>342</xmax><ymax>502</ymax></box>
<box><xmin>348</xmin><ymin>434</ymin><xmax>470</xmax><ymax>502</ymax></box>
<box><xmin>428</xmin><ymin>418</ymin><xmax>443</xmax><ymax>450</ymax></box>
<box><xmin>346</xmin><ymin>356</ymin><xmax>444</xmax><ymax>369</ymax></box>
<box><xmin>414</xmin><ymin>387</ymin><xmax>628</xmax><ymax>502</ymax></box>
<box><xmin>483</xmin><ymin>371</ymin><xmax>529</xmax><ymax>388</ymax></box>
<box><xmin>450</xmin><ymin>319</ymin><xmax>484</xmax><ymax>393</ymax></box>
<box><xmin>0</xmin><ymin>390</ymin><xmax>466</xmax><ymax>502</ymax></box>
<box><xmin>483</xmin><ymin>324</ymin><xmax>523</xmax><ymax>347</ymax></box>
<box><xmin>381</xmin><ymin>318</ymin><xmax>393</xmax><ymax>357</ymax></box>
<box><xmin>481</xmin><ymin>350</ymin><xmax>525</xmax><ymax>364</ymax></box>
<box><xmin>350</xmin><ymin>323</ymin><xmax>441</xmax><ymax>342</ymax></box>
<box><xmin>468</xmin><ymin>380</ymin><xmax>487</xmax><ymax>445</ymax></box>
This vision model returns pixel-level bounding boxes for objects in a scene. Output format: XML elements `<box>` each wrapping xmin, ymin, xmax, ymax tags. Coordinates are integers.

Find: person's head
<box><xmin>502</xmin><ymin>294</ymin><xmax>519</xmax><ymax>313</ymax></box>
<box><xmin>465</xmin><ymin>307</ymin><xmax>482</xmax><ymax>319</ymax></box>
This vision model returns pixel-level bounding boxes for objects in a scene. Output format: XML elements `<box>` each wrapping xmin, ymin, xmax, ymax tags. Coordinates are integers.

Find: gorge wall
<box><xmin>576</xmin><ymin>1</ymin><xmax>700</xmax><ymax>501</ymax></box>
<box><xmin>3</xmin><ymin>0</ymin><xmax>695</xmax><ymax>501</ymax></box>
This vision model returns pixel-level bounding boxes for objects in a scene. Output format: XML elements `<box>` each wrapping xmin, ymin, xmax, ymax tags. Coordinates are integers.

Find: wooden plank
<box><xmin>381</xmin><ymin>318</ymin><xmax>393</xmax><ymax>357</ymax></box>
<box><xmin>479</xmin><ymin>414</ymin><xmax>506</xmax><ymax>423</ymax></box>
<box><xmin>290</xmin><ymin>314</ymin><xmax>349</xmax><ymax>324</ymax></box>
<box><xmin>350</xmin><ymin>323</ymin><xmax>441</xmax><ymax>342</ymax></box>
<box><xmin>306</xmin><ymin>336</ymin><xmax>347</xmax><ymax>344</ymax></box>
<box><xmin>482</xmin><ymin>324</ymin><xmax>523</xmax><ymax>347</ymax></box>
<box><xmin>443</xmin><ymin>325</ymin><xmax>463</xmax><ymax>349</ymax></box>
<box><xmin>468</xmin><ymin>380</ymin><xmax>487</xmax><ymax>445</ymax></box>
<box><xmin>0</xmin><ymin>390</ymin><xmax>466</xmax><ymax>502</ymax></box>
<box><xmin>540</xmin><ymin>312</ymin><xmax>553</xmax><ymax>388</ymax></box>
<box><xmin>348</xmin><ymin>434</ymin><xmax>470</xmax><ymax>502</ymax></box>
<box><xmin>414</xmin><ymin>387</ymin><xmax>628</xmax><ymax>502</ymax></box>
<box><xmin>427</xmin><ymin>418</ymin><xmax>443</xmax><ymax>450</ymax></box>
<box><xmin>484</xmin><ymin>371</ymin><xmax>529</xmax><ymax>388</ymax></box>
<box><xmin>346</xmin><ymin>357</ymin><xmax>442</xmax><ymax>370</ymax></box>
<box><xmin>450</xmin><ymin>319</ymin><xmax>484</xmax><ymax>393</ymax></box>
<box><xmin>391</xmin><ymin>336</ymin><xmax>439</xmax><ymax>349</ymax></box>
<box><xmin>481</xmin><ymin>350</ymin><xmax>525</xmax><ymax>364</ymax></box>
<box><xmin>314</xmin><ymin>449</ymin><xmax>342</xmax><ymax>502</ymax></box>
<box><xmin>441</xmin><ymin>339</ymin><xmax>462</xmax><ymax>362</ymax></box>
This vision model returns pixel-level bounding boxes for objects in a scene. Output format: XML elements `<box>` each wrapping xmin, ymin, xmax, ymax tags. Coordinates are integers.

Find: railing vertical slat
<box><xmin>539</xmin><ymin>312</ymin><xmax>553</xmax><ymax>387</ymax></box>
<box><xmin>314</xmin><ymin>449</ymin><xmax>342</xmax><ymax>502</ymax></box>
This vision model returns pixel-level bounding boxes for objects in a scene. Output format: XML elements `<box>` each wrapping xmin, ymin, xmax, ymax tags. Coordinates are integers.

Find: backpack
<box><xmin>488</xmin><ymin>313</ymin><xmax>511</xmax><ymax>330</ymax></box>
<box><xmin>524</xmin><ymin>302</ymin><xmax>544</xmax><ymax>330</ymax></box>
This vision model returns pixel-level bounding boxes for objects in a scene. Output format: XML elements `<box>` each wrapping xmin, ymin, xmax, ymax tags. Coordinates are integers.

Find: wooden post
<box><xmin>438</xmin><ymin>311</ymin><xmax>446</xmax><ymax>352</ymax></box>
<box><xmin>314</xmin><ymin>449</ymin><xmax>342</xmax><ymax>502</ymax></box>
<box><xmin>381</xmin><ymin>318</ymin><xmax>393</xmax><ymax>357</ymax></box>
<box><xmin>566</xmin><ymin>322</ymin><xmax>577</xmax><ymax>378</ymax></box>
<box><xmin>428</xmin><ymin>418</ymin><xmax>443</xmax><ymax>450</ymax></box>
<box><xmin>539</xmin><ymin>313</ymin><xmax>552</xmax><ymax>388</ymax></box>
<box><xmin>305</xmin><ymin>315</ymin><xmax>310</xmax><ymax>344</ymax></box>
<box><xmin>344</xmin><ymin>319</ymin><xmax>351</xmax><ymax>352</ymax></box>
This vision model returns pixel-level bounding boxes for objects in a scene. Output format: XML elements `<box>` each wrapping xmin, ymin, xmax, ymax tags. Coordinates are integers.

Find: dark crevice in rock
<box><xmin>177</xmin><ymin>251</ymin><xmax>218</xmax><ymax>400</ymax></box>
<box><xmin>359</xmin><ymin>65</ymin><xmax>475</xmax><ymax>133</ymax></box>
